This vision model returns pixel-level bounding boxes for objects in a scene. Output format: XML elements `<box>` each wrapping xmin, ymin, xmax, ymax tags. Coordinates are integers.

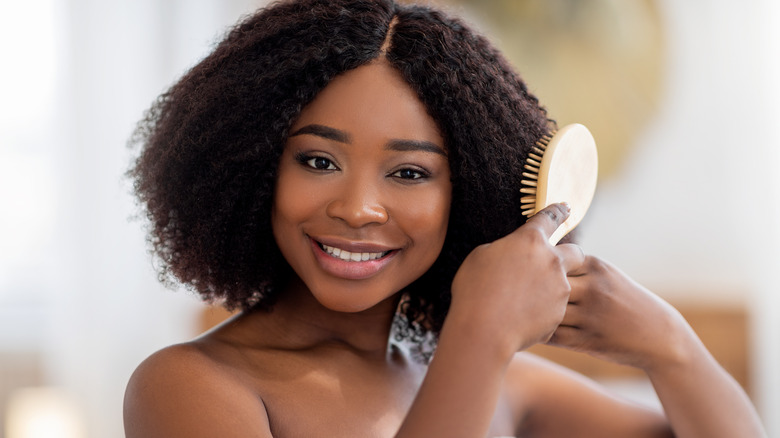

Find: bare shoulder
<box><xmin>505</xmin><ymin>352</ymin><xmax>672</xmax><ymax>438</ymax></box>
<box><xmin>502</xmin><ymin>352</ymin><xmax>579</xmax><ymax>416</ymax></box>
<box><xmin>124</xmin><ymin>342</ymin><xmax>272</xmax><ymax>438</ymax></box>
<box><xmin>505</xmin><ymin>351</ymin><xmax>603</xmax><ymax>396</ymax></box>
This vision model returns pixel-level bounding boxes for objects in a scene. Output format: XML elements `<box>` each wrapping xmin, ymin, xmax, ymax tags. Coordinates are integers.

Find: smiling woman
<box><xmin>272</xmin><ymin>61</ymin><xmax>451</xmax><ymax>313</ymax></box>
<box><xmin>124</xmin><ymin>0</ymin><xmax>766</xmax><ymax>437</ymax></box>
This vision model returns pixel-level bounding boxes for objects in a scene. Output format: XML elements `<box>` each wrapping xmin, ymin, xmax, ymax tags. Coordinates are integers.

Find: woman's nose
<box><xmin>325</xmin><ymin>180</ymin><xmax>389</xmax><ymax>228</ymax></box>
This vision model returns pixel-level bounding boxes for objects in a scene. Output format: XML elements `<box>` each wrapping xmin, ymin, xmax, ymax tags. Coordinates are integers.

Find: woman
<box><xmin>124</xmin><ymin>0</ymin><xmax>766</xmax><ymax>436</ymax></box>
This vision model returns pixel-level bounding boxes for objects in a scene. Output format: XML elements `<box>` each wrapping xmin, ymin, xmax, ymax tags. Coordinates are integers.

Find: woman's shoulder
<box><xmin>504</xmin><ymin>351</ymin><xmax>629</xmax><ymax>416</ymax></box>
<box><xmin>503</xmin><ymin>352</ymin><xmax>562</xmax><ymax>414</ymax></box>
<box><xmin>504</xmin><ymin>352</ymin><xmax>669</xmax><ymax>437</ymax></box>
<box><xmin>124</xmin><ymin>342</ymin><xmax>273</xmax><ymax>437</ymax></box>
<box><xmin>126</xmin><ymin>342</ymin><xmax>232</xmax><ymax>389</ymax></box>
<box><xmin>506</xmin><ymin>350</ymin><xmax>581</xmax><ymax>382</ymax></box>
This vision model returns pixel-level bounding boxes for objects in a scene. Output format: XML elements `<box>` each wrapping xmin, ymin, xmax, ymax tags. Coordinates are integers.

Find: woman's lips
<box><xmin>309</xmin><ymin>238</ymin><xmax>397</xmax><ymax>280</ymax></box>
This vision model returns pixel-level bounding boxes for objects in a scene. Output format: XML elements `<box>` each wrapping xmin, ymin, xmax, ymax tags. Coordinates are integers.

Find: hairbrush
<box><xmin>520</xmin><ymin>123</ymin><xmax>598</xmax><ymax>244</ymax></box>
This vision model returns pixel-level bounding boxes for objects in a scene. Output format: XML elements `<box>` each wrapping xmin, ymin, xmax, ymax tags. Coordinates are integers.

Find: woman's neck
<box><xmin>244</xmin><ymin>276</ymin><xmax>402</xmax><ymax>358</ymax></box>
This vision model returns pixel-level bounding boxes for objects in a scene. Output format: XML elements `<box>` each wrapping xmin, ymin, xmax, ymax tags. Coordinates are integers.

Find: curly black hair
<box><xmin>128</xmin><ymin>0</ymin><xmax>553</xmax><ymax>343</ymax></box>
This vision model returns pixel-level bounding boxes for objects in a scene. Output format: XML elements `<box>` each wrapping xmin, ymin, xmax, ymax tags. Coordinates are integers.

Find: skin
<box><xmin>124</xmin><ymin>60</ymin><xmax>767</xmax><ymax>438</ymax></box>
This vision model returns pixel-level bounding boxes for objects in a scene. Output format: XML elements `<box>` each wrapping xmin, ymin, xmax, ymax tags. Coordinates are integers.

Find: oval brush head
<box><xmin>520</xmin><ymin>123</ymin><xmax>599</xmax><ymax>244</ymax></box>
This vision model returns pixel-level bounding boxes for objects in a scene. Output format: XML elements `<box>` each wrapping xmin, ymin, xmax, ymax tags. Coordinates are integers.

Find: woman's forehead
<box><xmin>291</xmin><ymin>60</ymin><xmax>445</xmax><ymax>150</ymax></box>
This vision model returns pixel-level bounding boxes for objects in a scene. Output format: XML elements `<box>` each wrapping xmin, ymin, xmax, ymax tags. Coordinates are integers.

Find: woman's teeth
<box><xmin>321</xmin><ymin>244</ymin><xmax>388</xmax><ymax>262</ymax></box>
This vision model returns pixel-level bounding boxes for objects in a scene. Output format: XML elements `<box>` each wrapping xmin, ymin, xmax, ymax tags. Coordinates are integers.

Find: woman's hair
<box><xmin>128</xmin><ymin>0</ymin><xmax>552</xmax><ymax>344</ymax></box>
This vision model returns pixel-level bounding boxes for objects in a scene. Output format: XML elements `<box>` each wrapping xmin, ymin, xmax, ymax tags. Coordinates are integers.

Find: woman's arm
<box><xmin>645</xmin><ymin>331</ymin><xmax>765</xmax><ymax>438</ymax></box>
<box><xmin>552</xmin><ymin>256</ymin><xmax>767</xmax><ymax>438</ymax></box>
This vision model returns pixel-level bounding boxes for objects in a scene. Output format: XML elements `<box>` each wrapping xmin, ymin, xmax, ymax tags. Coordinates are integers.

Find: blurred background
<box><xmin>0</xmin><ymin>0</ymin><xmax>778</xmax><ymax>436</ymax></box>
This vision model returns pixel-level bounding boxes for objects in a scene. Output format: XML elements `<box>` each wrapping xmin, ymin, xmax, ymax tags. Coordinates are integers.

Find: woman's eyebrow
<box><xmin>386</xmin><ymin>139</ymin><xmax>447</xmax><ymax>157</ymax></box>
<box><xmin>289</xmin><ymin>124</ymin><xmax>351</xmax><ymax>143</ymax></box>
<box><xmin>289</xmin><ymin>124</ymin><xmax>445</xmax><ymax>156</ymax></box>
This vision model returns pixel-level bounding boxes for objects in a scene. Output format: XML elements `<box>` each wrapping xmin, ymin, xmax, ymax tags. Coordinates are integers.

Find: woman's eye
<box><xmin>305</xmin><ymin>156</ymin><xmax>336</xmax><ymax>170</ymax></box>
<box><xmin>392</xmin><ymin>168</ymin><xmax>427</xmax><ymax>180</ymax></box>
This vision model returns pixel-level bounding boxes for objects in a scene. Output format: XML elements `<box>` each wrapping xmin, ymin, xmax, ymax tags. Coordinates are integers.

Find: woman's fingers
<box><xmin>520</xmin><ymin>203</ymin><xmax>586</xmax><ymax>274</ymax></box>
<box><xmin>556</xmin><ymin>243</ymin><xmax>586</xmax><ymax>276</ymax></box>
<box><xmin>566</xmin><ymin>269</ymin><xmax>589</xmax><ymax>303</ymax></box>
<box><xmin>523</xmin><ymin>202</ymin><xmax>571</xmax><ymax>238</ymax></box>
<box><xmin>547</xmin><ymin>324</ymin><xmax>579</xmax><ymax>345</ymax></box>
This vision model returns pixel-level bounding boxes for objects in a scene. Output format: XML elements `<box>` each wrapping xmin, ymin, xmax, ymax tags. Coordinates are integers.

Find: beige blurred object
<box><xmin>200</xmin><ymin>305</ymin><xmax>237</xmax><ymax>332</ymax></box>
<box><xmin>0</xmin><ymin>353</ymin><xmax>45</xmax><ymax>436</ymax></box>
<box><xmin>417</xmin><ymin>0</ymin><xmax>665</xmax><ymax>180</ymax></box>
<box><xmin>5</xmin><ymin>387</ymin><xmax>86</xmax><ymax>438</ymax></box>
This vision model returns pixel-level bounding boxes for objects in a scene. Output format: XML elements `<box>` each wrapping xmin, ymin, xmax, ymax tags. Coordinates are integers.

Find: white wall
<box><xmin>579</xmin><ymin>1</ymin><xmax>780</xmax><ymax>434</ymax></box>
<box><xmin>40</xmin><ymin>1</ymin><xmax>268</xmax><ymax>437</ymax></box>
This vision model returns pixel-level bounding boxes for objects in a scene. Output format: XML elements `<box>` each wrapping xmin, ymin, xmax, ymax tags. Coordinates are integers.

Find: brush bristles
<box><xmin>519</xmin><ymin>131</ymin><xmax>554</xmax><ymax>217</ymax></box>
<box><xmin>524</xmin><ymin>164</ymin><xmax>540</xmax><ymax>173</ymax></box>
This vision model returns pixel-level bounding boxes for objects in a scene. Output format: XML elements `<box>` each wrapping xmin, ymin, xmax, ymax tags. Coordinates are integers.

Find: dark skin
<box><xmin>124</xmin><ymin>60</ymin><xmax>766</xmax><ymax>438</ymax></box>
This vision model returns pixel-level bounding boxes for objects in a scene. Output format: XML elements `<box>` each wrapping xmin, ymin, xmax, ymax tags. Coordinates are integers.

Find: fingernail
<box><xmin>561</xmin><ymin>202</ymin><xmax>571</xmax><ymax>212</ymax></box>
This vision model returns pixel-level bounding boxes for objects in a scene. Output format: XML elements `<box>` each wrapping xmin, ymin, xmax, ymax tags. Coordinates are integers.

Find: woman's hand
<box><xmin>550</xmin><ymin>255</ymin><xmax>692</xmax><ymax>371</ymax></box>
<box><xmin>449</xmin><ymin>203</ymin><xmax>587</xmax><ymax>357</ymax></box>
<box><xmin>398</xmin><ymin>203</ymin><xmax>587</xmax><ymax>438</ymax></box>
<box><xmin>548</xmin><ymin>255</ymin><xmax>768</xmax><ymax>437</ymax></box>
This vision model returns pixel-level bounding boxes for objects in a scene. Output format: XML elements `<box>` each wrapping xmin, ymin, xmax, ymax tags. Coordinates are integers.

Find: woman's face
<box><xmin>272</xmin><ymin>60</ymin><xmax>452</xmax><ymax>313</ymax></box>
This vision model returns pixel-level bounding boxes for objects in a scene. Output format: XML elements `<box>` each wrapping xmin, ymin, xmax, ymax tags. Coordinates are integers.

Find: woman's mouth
<box><xmin>319</xmin><ymin>243</ymin><xmax>391</xmax><ymax>262</ymax></box>
<box><xmin>310</xmin><ymin>238</ymin><xmax>397</xmax><ymax>280</ymax></box>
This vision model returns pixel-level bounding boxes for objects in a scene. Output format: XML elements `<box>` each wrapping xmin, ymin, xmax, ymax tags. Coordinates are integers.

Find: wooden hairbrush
<box><xmin>520</xmin><ymin>123</ymin><xmax>598</xmax><ymax>244</ymax></box>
